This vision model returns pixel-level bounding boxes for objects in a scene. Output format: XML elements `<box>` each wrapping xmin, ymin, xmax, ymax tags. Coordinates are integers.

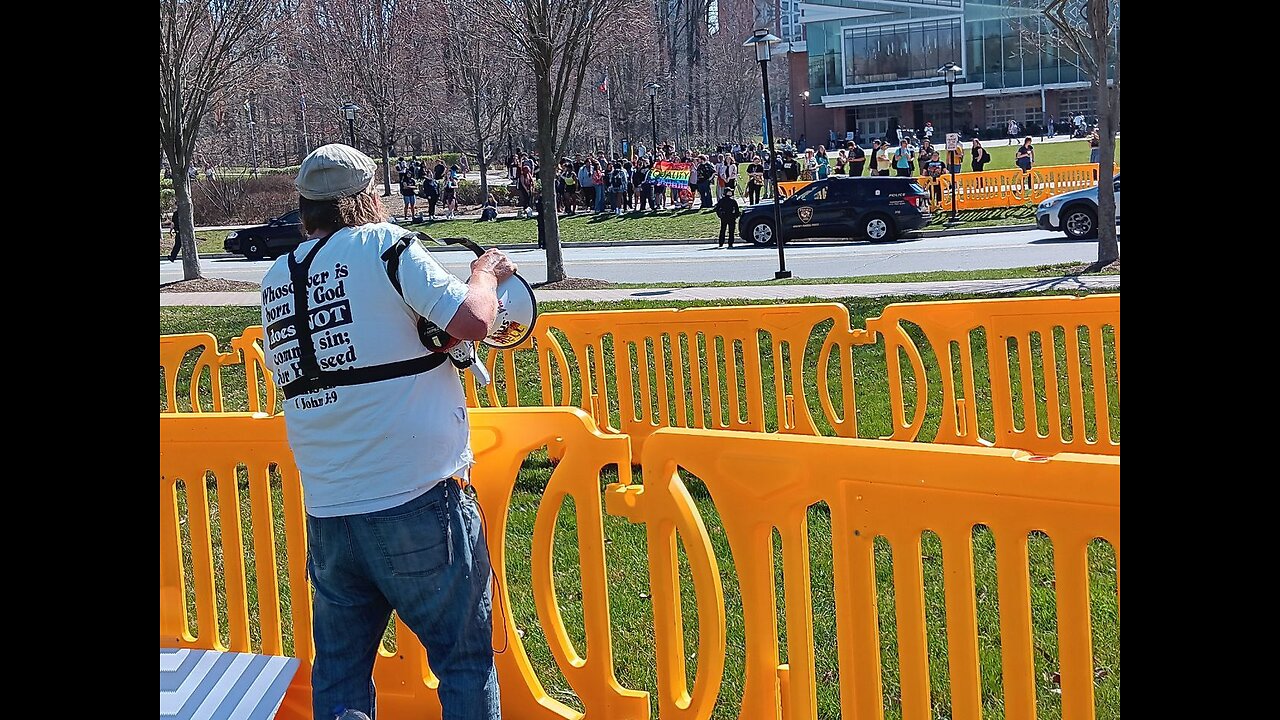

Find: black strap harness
<box><xmin>279</xmin><ymin>232</ymin><xmax>448</xmax><ymax>400</ymax></box>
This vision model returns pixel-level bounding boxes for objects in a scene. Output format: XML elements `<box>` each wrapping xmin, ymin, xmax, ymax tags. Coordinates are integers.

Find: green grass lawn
<box><xmin>162</xmin><ymin>290</ymin><xmax>1118</xmax><ymax>720</ymax></box>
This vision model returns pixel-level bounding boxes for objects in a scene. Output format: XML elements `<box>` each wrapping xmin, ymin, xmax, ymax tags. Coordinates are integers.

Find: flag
<box><xmin>597</xmin><ymin>74</ymin><xmax>608</xmax><ymax>94</ymax></box>
<box><xmin>761</xmin><ymin>94</ymin><xmax>769</xmax><ymax>145</ymax></box>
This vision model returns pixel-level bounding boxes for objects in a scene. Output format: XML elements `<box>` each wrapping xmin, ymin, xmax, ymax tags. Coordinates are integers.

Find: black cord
<box><xmin>469</xmin><ymin>482</ymin><xmax>509</xmax><ymax>655</ymax></box>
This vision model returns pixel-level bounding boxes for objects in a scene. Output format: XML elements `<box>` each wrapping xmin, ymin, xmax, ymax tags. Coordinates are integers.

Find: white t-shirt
<box><xmin>260</xmin><ymin>222</ymin><xmax>471</xmax><ymax>517</ymax></box>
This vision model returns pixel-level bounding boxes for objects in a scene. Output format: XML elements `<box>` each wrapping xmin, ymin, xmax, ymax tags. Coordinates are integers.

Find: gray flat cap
<box><xmin>295</xmin><ymin>143</ymin><xmax>377</xmax><ymax>200</ymax></box>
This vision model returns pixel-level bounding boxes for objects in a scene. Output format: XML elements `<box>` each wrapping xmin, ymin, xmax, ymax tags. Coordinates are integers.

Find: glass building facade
<box><xmin>803</xmin><ymin>0</ymin><xmax>1115</xmax><ymax>105</ymax></box>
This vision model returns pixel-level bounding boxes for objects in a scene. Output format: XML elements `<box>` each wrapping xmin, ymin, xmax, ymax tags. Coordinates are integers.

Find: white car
<box><xmin>1036</xmin><ymin>174</ymin><xmax>1120</xmax><ymax>240</ymax></box>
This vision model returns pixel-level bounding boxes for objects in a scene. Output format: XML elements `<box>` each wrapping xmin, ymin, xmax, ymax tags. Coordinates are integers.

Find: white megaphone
<box><xmin>409</xmin><ymin>233</ymin><xmax>539</xmax><ymax>385</ymax></box>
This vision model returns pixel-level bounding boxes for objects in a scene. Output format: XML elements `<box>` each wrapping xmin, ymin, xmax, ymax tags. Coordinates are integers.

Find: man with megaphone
<box><xmin>259</xmin><ymin>143</ymin><xmax>515</xmax><ymax>720</ymax></box>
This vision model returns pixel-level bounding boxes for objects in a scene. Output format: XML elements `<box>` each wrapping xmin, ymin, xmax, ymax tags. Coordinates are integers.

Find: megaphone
<box><xmin>409</xmin><ymin>232</ymin><xmax>539</xmax><ymax>349</ymax></box>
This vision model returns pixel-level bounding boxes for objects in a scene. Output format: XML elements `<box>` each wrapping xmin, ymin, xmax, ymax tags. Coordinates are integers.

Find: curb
<box><xmin>167</xmin><ymin>222</ymin><xmax>1041</xmax><ymax>260</ymax></box>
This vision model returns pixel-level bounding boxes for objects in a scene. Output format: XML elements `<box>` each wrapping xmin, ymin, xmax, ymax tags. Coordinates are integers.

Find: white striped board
<box><xmin>160</xmin><ymin>647</ymin><xmax>300</xmax><ymax>720</ymax></box>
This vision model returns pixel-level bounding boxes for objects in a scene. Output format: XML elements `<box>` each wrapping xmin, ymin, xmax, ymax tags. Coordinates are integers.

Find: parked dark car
<box><xmin>223</xmin><ymin>209</ymin><xmax>304</xmax><ymax>260</ymax></box>
<box><xmin>739</xmin><ymin>176</ymin><xmax>932</xmax><ymax>245</ymax></box>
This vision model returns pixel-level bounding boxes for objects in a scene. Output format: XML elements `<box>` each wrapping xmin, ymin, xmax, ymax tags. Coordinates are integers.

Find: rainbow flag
<box><xmin>650</xmin><ymin>161</ymin><xmax>691</xmax><ymax>189</ymax></box>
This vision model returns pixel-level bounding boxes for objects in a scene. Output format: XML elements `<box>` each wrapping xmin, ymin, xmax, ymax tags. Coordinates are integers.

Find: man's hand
<box><xmin>470</xmin><ymin>249</ymin><xmax>517</xmax><ymax>282</ymax></box>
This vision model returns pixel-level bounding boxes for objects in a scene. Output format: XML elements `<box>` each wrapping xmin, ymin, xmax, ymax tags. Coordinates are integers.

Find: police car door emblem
<box><xmin>798</xmin><ymin>206</ymin><xmax>814</xmax><ymax>224</ymax></box>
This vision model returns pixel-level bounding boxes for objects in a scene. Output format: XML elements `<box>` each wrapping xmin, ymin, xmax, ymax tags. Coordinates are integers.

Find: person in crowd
<box><xmin>1016</xmin><ymin>136</ymin><xmax>1035</xmax><ymax>173</ymax></box>
<box><xmin>848</xmin><ymin>141</ymin><xmax>866</xmax><ymax>177</ymax></box>
<box><xmin>816</xmin><ymin>146</ymin><xmax>830</xmax><ymax>179</ymax></box>
<box><xmin>634</xmin><ymin>159</ymin><xmax>653</xmax><ymax>211</ymax></box>
<box><xmin>746</xmin><ymin>155</ymin><xmax>764</xmax><ymax>205</ymax></box>
<box><xmin>516</xmin><ymin>164</ymin><xmax>535</xmax><ymax>219</ymax></box>
<box><xmin>560</xmin><ymin>160</ymin><xmax>579</xmax><ymax>215</ymax></box>
<box><xmin>867</xmin><ymin>139</ymin><xmax>882</xmax><ymax>177</ymax></box>
<box><xmin>1089</xmin><ymin>128</ymin><xmax>1101</xmax><ymax>163</ymax></box>
<box><xmin>443</xmin><ymin>164</ymin><xmax>460</xmax><ymax>219</ymax></box>
<box><xmin>622</xmin><ymin>160</ymin><xmax>635</xmax><ymax>210</ymax></box>
<box><xmin>507</xmin><ymin>152</ymin><xmax>517</xmax><ymax>180</ymax></box>
<box><xmin>924</xmin><ymin>150</ymin><xmax>947</xmax><ymax>204</ymax></box>
<box><xmin>609</xmin><ymin>161</ymin><xmax>629</xmax><ymax>217</ymax></box>
<box><xmin>695</xmin><ymin>155</ymin><xmax>716</xmax><ymax>210</ymax></box>
<box><xmin>714</xmin><ymin>186</ymin><xmax>741</xmax><ymax>249</ymax></box>
<box><xmin>1007</xmin><ymin>119</ymin><xmax>1020</xmax><ymax>145</ymax></box>
<box><xmin>1016</xmin><ymin>136</ymin><xmax>1035</xmax><ymax>188</ymax></box>
<box><xmin>578</xmin><ymin>160</ymin><xmax>596</xmax><ymax>213</ymax></box>
<box><xmin>419</xmin><ymin>171</ymin><xmax>439</xmax><ymax>220</ymax></box>
<box><xmin>716</xmin><ymin>154</ymin><xmax>738</xmax><ymax>200</ymax></box>
<box><xmin>782</xmin><ymin>151</ymin><xmax>801</xmax><ymax>182</ymax></box>
<box><xmin>478</xmin><ymin>193</ymin><xmax>498</xmax><ymax>222</ymax></box>
<box><xmin>924</xmin><ymin>121</ymin><xmax>934</xmax><ymax>143</ymax></box>
<box><xmin>970</xmin><ymin>139</ymin><xmax>990</xmax><ymax>172</ymax></box>
<box><xmin>916</xmin><ymin>139</ymin><xmax>934</xmax><ymax>175</ymax></box>
<box><xmin>395</xmin><ymin>157</ymin><xmax>408</xmax><ymax>179</ymax></box>
<box><xmin>799</xmin><ymin>149</ymin><xmax>816</xmax><ymax>181</ymax></box>
<box><xmin>458</xmin><ymin>153</ymin><xmax>470</xmax><ymax>175</ymax></box>
<box><xmin>432</xmin><ymin>158</ymin><xmax>446</xmax><ymax>181</ymax></box>
<box><xmin>946</xmin><ymin>141</ymin><xmax>964</xmax><ymax>176</ymax></box>
<box><xmin>893</xmin><ymin>138</ymin><xmax>914</xmax><ymax>177</ymax></box>
<box><xmin>400</xmin><ymin>169</ymin><xmax>417</xmax><ymax>218</ymax></box>
<box><xmin>592</xmin><ymin>160</ymin><xmax>607</xmax><ymax>213</ymax></box>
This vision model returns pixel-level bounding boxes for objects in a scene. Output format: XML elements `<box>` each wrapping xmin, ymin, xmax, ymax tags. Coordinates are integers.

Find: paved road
<box><xmin>160</xmin><ymin>227</ymin><xmax>1117</xmax><ymax>286</ymax></box>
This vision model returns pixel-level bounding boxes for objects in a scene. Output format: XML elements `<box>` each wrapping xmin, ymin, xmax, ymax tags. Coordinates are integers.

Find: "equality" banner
<box><xmin>650</xmin><ymin>161</ymin><xmax>691</xmax><ymax>189</ymax></box>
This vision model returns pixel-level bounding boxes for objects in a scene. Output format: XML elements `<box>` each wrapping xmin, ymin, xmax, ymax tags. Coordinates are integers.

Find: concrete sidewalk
<box><xmin>160</xmin><ymin>274</ymin><xmax>1118</xmax><ymax>307</ymax></box>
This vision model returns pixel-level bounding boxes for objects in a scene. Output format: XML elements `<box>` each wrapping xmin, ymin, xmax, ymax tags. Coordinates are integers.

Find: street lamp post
<box><xmin>744</xmin><ymin>28</ymin><xmax>789</xmax><ymax>280</ymax></box>
<box><xmin>341</xmin><ymin>102</ymin><xmax>359</xmax><ymax>147</ymax></box>
<box><xmin>938</xmin><ymin>63</ymin><xmax>962</xmax><ymax>226</ymax></box>
<box><xmin>800</xmin><ymin>90</ymin><xmax>810</xmax><ymax>148</ymax></box>
<box><xmin>648</xmin><ymin>83</ymin><xmax>660</xmax><ymax>157</ymax></box>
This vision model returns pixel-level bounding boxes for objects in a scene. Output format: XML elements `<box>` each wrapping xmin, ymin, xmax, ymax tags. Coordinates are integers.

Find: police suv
<box><xmin>739</xmin><ymin>176</ymin><xmax>932</xmax><ymax>245</ymax></box>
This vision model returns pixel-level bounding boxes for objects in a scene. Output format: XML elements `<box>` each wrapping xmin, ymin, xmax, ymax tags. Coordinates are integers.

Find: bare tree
<box><xmin>439</xmin><ymin>0</ymin><xmax>525</xmax><ymax>202</ymax></box>
<box><xmin>488</xmin><ymin>0</ymin><xmax>625</xmax><ymax>283</ymax></box>
<box><xmin>1026</xmin><ymin>0</ymin><xmax>1120</xmax><ymax>266</ymax></box>
<box><xmin>306</xmin><ymin>0</ymin><xmax>435</xmax><ymax>200</ymax></box>
<box><xmin>160</xmin><ymin>0</ymin><xmax>283</xmax><ymax>280</ymax></box>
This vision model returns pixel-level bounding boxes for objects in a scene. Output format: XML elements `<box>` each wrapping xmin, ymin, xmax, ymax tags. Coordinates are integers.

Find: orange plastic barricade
<box><xmin>930</xmin><ymin>163</ymin><xmax>1121</xmax><ymax>212</ymax></box>
<box><xmin>862</xmin><ymin>294</ymin><xmax>1120</xmax><ymax>455</ymax></box>
<box><xmin>161</xmin><ymin>295</ymin><xmax>1120</xmax><ymax>456</ymax></box>
<box><xmin>162</xmin><ymin>410</ymin><xmax>1120</xmax><ymax>718</ymax></box>
<box><xmin>160</xmin><ymin>333</ymin><xmax>233</xmax><ymax>413</ymax></box>
<box><xmin>776</xmin><ymin>181</ymin><xmax>810</xmax><ymax>198</ymax></box>
<box><xmin>612</xmin><ymin>427</ymin><xmax>1120</xmax><ymax>720</ymax></box>
<box><xmin>160</xmin><ymin>408</ymin><xmax>647</xmax><ymax>720</ymax></box>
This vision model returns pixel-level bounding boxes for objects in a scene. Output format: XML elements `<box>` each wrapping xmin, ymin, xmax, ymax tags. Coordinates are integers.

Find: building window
<box><xmin>842</xmin><ymin>19</ymin><xmax>962</xmax><ymax>88</ymax></box>
<box><xmin>1058</xmin><ymin>89</ymin><xmax>1096</xmax><ymax>119</ymax></box>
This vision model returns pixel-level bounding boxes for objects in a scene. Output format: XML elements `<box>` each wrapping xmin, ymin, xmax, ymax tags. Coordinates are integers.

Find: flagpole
<box><xmin>606</xmin><ymin>83</ymin><xmax>615</xmax><ymax>157</ymax></box>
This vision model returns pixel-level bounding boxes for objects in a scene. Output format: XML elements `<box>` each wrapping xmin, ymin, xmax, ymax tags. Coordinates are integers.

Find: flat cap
<box><xmin>295</xmin><ymin>143</ymin><xmax>377</xmax><ymax>200</ymax></box>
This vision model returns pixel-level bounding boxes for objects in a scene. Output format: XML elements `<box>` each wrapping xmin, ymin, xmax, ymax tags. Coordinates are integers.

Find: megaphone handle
<box><xmin>470</xmin><ymin>355</ymin><xmax>492</xmax><ymax>386</ymax></box>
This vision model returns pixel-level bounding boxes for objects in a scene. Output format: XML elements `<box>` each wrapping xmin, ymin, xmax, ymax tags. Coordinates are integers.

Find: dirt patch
<box><xmin>160</xmin><ymin>278</ymin><xmax>261</xmax><ymax>293</ymax></box>
<box><xmin>1056</xmin><ymin>259</ymin><xmax>1120</xmax><ymax>275</ymax></box>
<box><xmin>532</xmin><ymin>277</ymin><xmax>615</xmax><ymax>290</ymax></box>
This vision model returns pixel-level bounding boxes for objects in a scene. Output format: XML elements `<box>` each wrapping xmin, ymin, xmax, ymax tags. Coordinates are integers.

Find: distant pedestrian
<box><xmin>970</xmin><ymin>139</ymin><xmax>990</xmax><ymax>172</ymax></box>
<box><xmin>924</xmin><ymin>121</ymin><xmax>934</xmax><ymax>143</ymax></box>
<box><xmin>478</xmin><ymin>193</ymin><xmax>498</xmax><ymax>222</ymax></box>
<box><xmin>868</xmin><ymin>139</ymin><xmax>882</xmax><ymax>176</ymax></box>
<box><xmin>433</xmin><ymin>158</ymin><xmax>446</xmax><ymax>181</ymax></box>
<box><xmin>1089</xmin><ymin>128</ymin><xmax>1101</xmax><ymax>163</ymax></box>
<box><xmin>924</xmin><ymin>151</ymin><xmax>946</xmax><ymax>204</ymax></box>
<box><xmin>560</xmin><ymin>161</ymin><xmax>579</xmax><ymax>214</ymax></box>
<box><xmin>419</xmin><ymin>172</ymin><xmax>439</xmax><ymax>219</ymax></box>
<box><xmin>848</xmin><ymin>141</ymin><xmax>866</xmax><ymax>177</ymax></box>
<box><xmin>1016</xmin><ymin>137</ymin><xmax>1035</xmax><ymax>173</ymax></box>
<box><xmin>459</xmin><ymin>153</ymin><xmax>470</xmax><ymax>175</ymax></box>
<box><xmin>578</xmin><ymin>160</ymin><xmax>596</xmax><ymax>212</ymax></box>
<box><xmin>893</xmin><ymin>139</ymin><xmax>914</xmax><ymax>177</ymax></box>
<box><xmin>916</xmin><ymin>139</ymin><xmax>935</xmax><ymax>175</ymax></box>
<box><xmin>714</xmin><ymin>187</ymin><xmax>741</xmax><ymax>248</ymax></box>
<box><xmin>1047</xmin><ymin>119</ymin><xmax>1056</xmax><ymax>139</ymax></box>
<box><xmin>696</xmin><ymin>155</ymin><xmax>716</xmax><ymax>210</ymax></box>
<box><xmin>443</xmin><ymin>165</ymin><xmax>460</xmax><ymax>219</ymax></box>
<box><xmin>516</xmin><ymin>165</ymin><xmax>535</xmax><ymax>218</ymax></box>
<box><xmin>400</xmin><ymin>171</ymin><xmax>417</xmax><ymax>217</ymax></box>
<box><xmin>816</xmin><ymin>146</ymin><xmax>830</xmax><ymax>179</ymax></box>
<box><xmin>1007</xmin><ymin>119</ymin><xmax>1020</xmax><ymax>145</ymax></box>
<box><xmin>746</xmin><ymin>155</ymin><xmax>764</xmax><ymax>204</ymax></box>
<box><xmin>608</xmin><ymin>162</ymin><xmax>628</xmax><ymax>216</ymax></box>
<box><xmin>947</xmin><ymin>142</ymin><xmax>964</xmax><ymax>175</ymax></box>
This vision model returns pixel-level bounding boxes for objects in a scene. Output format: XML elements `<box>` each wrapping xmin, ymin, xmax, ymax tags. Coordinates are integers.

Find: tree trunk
<box><xmin>379</xmin><ymin>117</ymin><xmax>394</xmax><ymax>197</ymax></box>
<box><xmin>537</xmin><ymin>72</ymin><xmax>565</xmax><ymax>282</ymax></box>
<box><xmin>174</xmin><ymin>171</ymin><xmax>202</xmax><ymax>280</ymax></box>
<box><xmin>1092</xmin><ymin>0</ymin><xmax>1118</xmax><ymax>265</ymax></box>
<box><xmin>474</xmin><ymin>104</ymin><xmax>489</xmax><ymax>202</ymax></box>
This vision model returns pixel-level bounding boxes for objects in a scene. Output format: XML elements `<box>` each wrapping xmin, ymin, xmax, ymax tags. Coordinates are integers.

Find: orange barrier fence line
<box><xmin>630</xmin><ymin>427</ymin><xmax>1119</xmax><ymax>720</ymax></box>
<box><xmin>162</xmin><ymin>296</ymin><xmax>1120</xmax><ymax>456</ymax></box>
<box><xmin>162</xmin><ymin>409</ymin><xmax>1120</xmax><ymax>719</ymax></box>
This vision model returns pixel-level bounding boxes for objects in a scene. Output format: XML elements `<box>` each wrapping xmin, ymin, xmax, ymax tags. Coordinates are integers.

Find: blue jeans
<box><xmin>307</xmin><ymin>479</ymin><xmax>499</xmax><ymax>720</ymax></box>
<box><xmin>698</xmin><ymin>182</ymin><xmax>713</xmax><ymax>209</ymax></box>
<box><xmin>593</xmin><ymin>184</ymin><xmax>606</xmax><ymax>212</ymax></box>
